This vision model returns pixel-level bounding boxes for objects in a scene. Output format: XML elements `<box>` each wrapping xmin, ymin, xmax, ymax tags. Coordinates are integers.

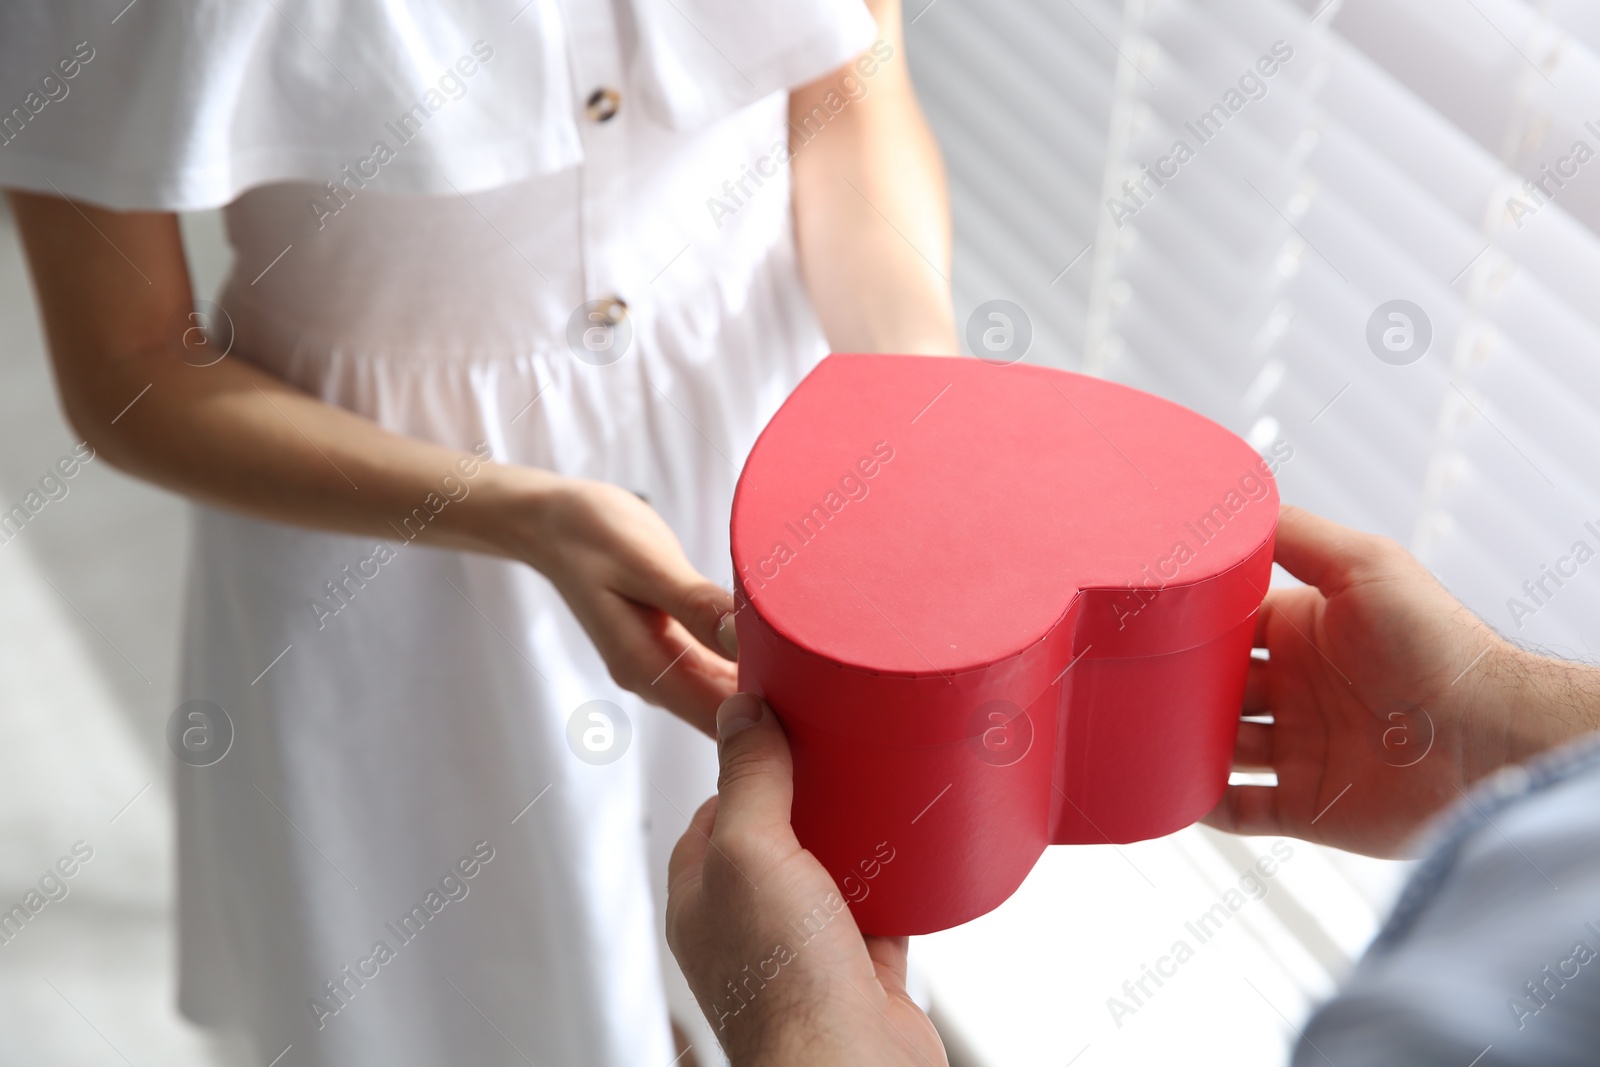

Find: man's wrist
<box><xmin>1519</xmin><ymin>646</ymin><xmax>1600</xmax><ymax>741</ymax></box>
<box><xmin>714</xmin><ymin>984</ymin><xmax>864</xmax><ymax>1067</ymax></box>
<box><xmin>1483</xmin><ymin>642</ymin><xmax>1600</xmax><ymax>767</ymax></box>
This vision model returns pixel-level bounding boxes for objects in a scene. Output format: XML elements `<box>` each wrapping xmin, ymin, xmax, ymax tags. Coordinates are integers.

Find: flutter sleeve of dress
<box><xmin>0</xmin><ymin>0</ymin><xmax>875</xmax><ymax>211</ymax></box>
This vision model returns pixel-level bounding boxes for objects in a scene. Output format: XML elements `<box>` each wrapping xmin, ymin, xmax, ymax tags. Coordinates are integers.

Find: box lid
<box><xmin>731</xmin><ymin>355</ymin><xmax>1278</xmax><ymax>736</ymax></box>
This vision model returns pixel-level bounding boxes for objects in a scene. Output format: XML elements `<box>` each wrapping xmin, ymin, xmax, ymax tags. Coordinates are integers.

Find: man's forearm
<box><xmin>1496</xmin><ymin>646</ymin><xmax>1600</xmax><ymax>764</ymax></box>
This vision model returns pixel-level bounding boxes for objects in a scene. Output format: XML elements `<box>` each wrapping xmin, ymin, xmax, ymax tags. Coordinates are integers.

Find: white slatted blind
<box><xmin>907</xmin><ymin>0</ymin><xmax>1118</xmax><ymax>366</ymax></box>
<box><xmin>907</xmin><ymin>0</ymin><xmax>1600</xmax><ymax>1062</ymax></box>
<box><xmin>1091</xmin><ymin>0</ymin><xmax>1600</xmax><ymax>657</ymax></box>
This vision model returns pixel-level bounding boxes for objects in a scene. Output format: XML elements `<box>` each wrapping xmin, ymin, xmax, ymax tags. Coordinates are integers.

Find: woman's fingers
<box><xmin>589</xmin><ymin>594</ymin><xmax>736</xmax><ymax>736</ymax></box>
<box><xmin>613</xmin><ymin>546</ymin><xmax>739</xmax><ymax>662</ymax></box>
<box><xmin>653</xmin><ymin>640</ymin><xmax>739</xmax><ymax>736</ymax></box>
<box><xmin>588</xmin><ymin>483</ymin><xmax>736</xmax><ymax>659</ymax></box>
<box><xmin>638</xmin><ymin>573</ymin><xmax>738</xmax><ymax>661</ymax></box>
<box><xmin>672</xmin><ymin>578</ymin><xmax>740</xmax><ymax>662</ymax></box>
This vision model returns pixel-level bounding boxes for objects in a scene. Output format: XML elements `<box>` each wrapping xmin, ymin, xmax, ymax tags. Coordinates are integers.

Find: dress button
<box><xmin>595</xmin><ymin>296</ymin><xmax>628</xmax><ymax>326</ymax></box>
<box><xmin>585</xmin><ymin>87</ymin><xmax>621</xmax><ymax>123</ymax></box>
<box><xmin>567</xmin><ymin>296</ymin><xmax>632</xmax><ymax>366</ymax></box>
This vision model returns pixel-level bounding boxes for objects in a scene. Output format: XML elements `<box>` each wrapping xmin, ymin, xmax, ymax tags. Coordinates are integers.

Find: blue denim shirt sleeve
<box><xmin>1293</xmin><ymin>735</ymin><xmax>1600</xmax><ymax>1067</ymax></box>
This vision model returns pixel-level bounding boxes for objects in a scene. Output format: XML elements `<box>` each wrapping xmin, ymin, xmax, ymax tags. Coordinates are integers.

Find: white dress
<box><xmin>0</xmin><ymin>2</ymin><xmax>875</xmax><ymax>1063</ymax></box>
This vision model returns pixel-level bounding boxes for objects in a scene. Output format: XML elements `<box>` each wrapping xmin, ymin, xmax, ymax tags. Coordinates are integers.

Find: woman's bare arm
<box><xmin>7</xmin><ymin>189</ymin><xmax>738</xmax><ymax>731</ymax></box>
<box><xmin>789</xmin><ymin>0</ymin><xmax>958</xmax><ymax>356</ymax></box>
<box><xmin>7</xmin><ymin>190</ymin><xmax>548</xmax><ymax>554</ymax></box>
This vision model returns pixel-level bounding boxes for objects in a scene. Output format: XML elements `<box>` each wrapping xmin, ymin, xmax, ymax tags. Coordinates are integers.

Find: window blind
<box><xmin>907</xmin><ymin>0</ymin><xmax>1600</xmax><ymax>1062</ymax></box>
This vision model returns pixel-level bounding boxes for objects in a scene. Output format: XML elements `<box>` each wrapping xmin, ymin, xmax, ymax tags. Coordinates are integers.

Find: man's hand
<box><xmin>666</xmin><ymin>694</ymin><xmax>946</xmax><ymax>1066</ymax></box>
<box><xmin>1206</xmin><ymin>505</ymin><xmax>1600</xmax><ymax>857</ymax></box>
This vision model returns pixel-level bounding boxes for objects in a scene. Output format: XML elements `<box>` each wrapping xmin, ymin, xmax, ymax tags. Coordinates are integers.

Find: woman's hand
<box><xmin>516</xmin><ymin>477</ymin><xmax>739</xmax><ymax>736</ymax></box>
<box><xmin>8</xmin><ymin>190</ymin><xmax>739</xmax><ymax>737</ymax></box>
<box><xmin>1206</xmin><ymin>506</ymin><xmax>1600</xmax><ymax>857</ymax></box>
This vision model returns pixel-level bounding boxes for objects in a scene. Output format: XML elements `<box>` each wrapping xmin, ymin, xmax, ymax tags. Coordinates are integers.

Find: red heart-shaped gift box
<box><xmin>731</xmin><ymin>354</ymin><xmax>1279</xmax><ymax>934</ymax></box>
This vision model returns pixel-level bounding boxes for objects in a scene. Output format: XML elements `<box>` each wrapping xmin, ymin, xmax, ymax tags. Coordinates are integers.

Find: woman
<box><xmin>1</xmin><ymin>0</ymin><xmax>955</xmax><ymax>1063</ymax></box>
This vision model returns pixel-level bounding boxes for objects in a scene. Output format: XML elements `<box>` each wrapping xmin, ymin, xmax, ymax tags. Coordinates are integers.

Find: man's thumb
<box><xmin>712</xmin><ymin>694</ymin><xmax>795</xmax><ymax>844</ymax></box>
